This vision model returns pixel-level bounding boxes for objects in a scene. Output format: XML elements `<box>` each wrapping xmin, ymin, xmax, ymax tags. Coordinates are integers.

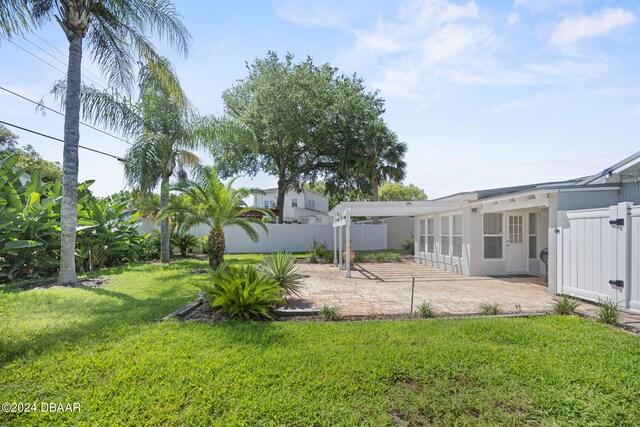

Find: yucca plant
<box><xmin>320</xmin><ymin>305</ymin><xmax>341</xmax><ymax>321</ymax></box>
<box><xmin>597</xmin><ymin>298</ymin><xmax>621</xmax><ymax>325</ymax></box>
<box><xmin>198</xmin><ymin>264</ymin><xmax>282</xmax><ymax>320</ymax></box>
<box><xmin>417</xmin><ymin>301</ymin><xmax>436</xmax><ymax>318</ymax></box>
<box><xmin>479</xmin><ymin>302</ymin><xmax>502</xmax><ymax>315</ymax></box>
<box><xmin>258</xmin><ymin>252</ymin><xmax>303</xmax><ymax>297</ymax></box>
<box><xmin>553</xmin><ymin>295</ymin><xmax>580</xmax><ymax>315</ymax></box>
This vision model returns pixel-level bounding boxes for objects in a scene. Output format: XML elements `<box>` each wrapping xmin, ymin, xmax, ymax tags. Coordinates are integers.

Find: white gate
<box><xmin>557</xmin><ymin>202</ymin><xmax>637</xmax><ymax>311</ymax></box>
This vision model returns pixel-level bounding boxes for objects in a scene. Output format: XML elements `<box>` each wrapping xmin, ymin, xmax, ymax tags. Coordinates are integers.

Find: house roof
<box><xmin>330</xmin><ymin>149</ymin><xmax>639</xmax><ymax>217</ymax></box>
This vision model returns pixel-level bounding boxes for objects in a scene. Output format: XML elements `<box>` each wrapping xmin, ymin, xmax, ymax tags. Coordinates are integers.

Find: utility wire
<box><xmin>31</xmin><ymin>33</ymin><xmax>110</xmax><ymax>88</ymax></box>
<box><xmin>20</xmin><ymin>36</ymin><xmax>107</xmax><ymax>90</ymax></box>
<box><xmin>3</xmin><ymin>36</ymin><xmax>68</xmax><ymax>76</ymax></box>
<box><xmin>2</xmin><ymin>35</ymin><xmax>108</xmax><ymax>91</ymax></box>
<box><xmin>0</xmin><ymin>86</ymin><xmax>134</xmax><ymax>146</ymax></box>
<box><xmin>0</xmin><ymin>120</ymin><xmax>125</xmax><ymax>162</ymax></box>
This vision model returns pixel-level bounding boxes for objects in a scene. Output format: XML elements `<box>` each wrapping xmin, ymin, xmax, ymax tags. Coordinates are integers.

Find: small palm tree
<box><xmin>56</xmin><ymin>59</ymin><xmax>214</xmax><ymax>263</ymax></box>
<box><xmin>163</xmin><ymin>167</ymin><xmax>272</xmax><ymax>268</ymax></box>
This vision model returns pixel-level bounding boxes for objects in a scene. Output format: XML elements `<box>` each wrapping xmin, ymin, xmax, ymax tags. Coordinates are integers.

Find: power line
<box><xmin>0</xmin><ymin>85</ymin><xmax>134</xmax><ymax>146</ymax></box>
<box><xmin>2</xmin><ymin>35</ymin><xmax>107</xmax><ymax>90</ymax></box>
<box><xmin>24</xmin><ymin>35</ymin><xmax>109</xmax><ymax>89</ymax></box>
<box><xmin>31</xmin><ymin>33</ymin><xmax>109</xmax><ymax>87</ymax></box>
<box><xmin>0</xmin><ymin>119</ymin><xmax>125</xmax><ymax>162</ymax></box>
<box><xmin>3</xmin><ymin>35</ymin><xmax>68</xmax><ymax>76</ymax></box>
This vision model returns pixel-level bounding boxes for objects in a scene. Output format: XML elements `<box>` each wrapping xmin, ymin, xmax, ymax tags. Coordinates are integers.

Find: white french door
<box><xmin>505</xmin><ymin>214</ymin><xmax>528</xmax><ymax>273</ymax></box>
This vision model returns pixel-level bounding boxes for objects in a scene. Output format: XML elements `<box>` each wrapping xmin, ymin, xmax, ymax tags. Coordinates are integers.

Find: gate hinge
<box><xmin>608</xmin><ymin>280</ymin><xmax>624</xmax><ymax>288</ymax></box>
<box><xmin>609</xmin><ymin>218</ymin><xmax>624</xmax><ymax>226</ymax></box>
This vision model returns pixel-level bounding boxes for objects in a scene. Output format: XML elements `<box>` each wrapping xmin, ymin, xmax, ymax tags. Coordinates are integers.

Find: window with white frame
<box><xmin>427</xmin><ymin>218</ymin><xmax>435</xmax><ymax>253</ymax></box>
<box><xmin>264</xmin><ymin>200</ymin><xmax>276</xmax><ymax>208</ymax></box>
<box><xmin>440</xmin><ymin>216</ymin><xmax>450</xmax><ymax>256</ymax></box>
<box><xmin>452</xmin><ymin>214</ymin><xmax>462</xmax><ymax>258</ymax></box>
<box><xmin>291</xmin><ymin>198</ymin><xmax>298</xmax><ymax>208</ymax></box>
<box><xmin>529</xmin><ymin>212</ymin><xmax>537</xmax><ymax>259</ymax></box>
<box><xmin>418</xmin><ymin>219</ymin><xmax>426</xmax><ymax>253</ymax></box>
<box><xmin>483</xmin><ymin>213</ymin><xmax>503</xmax><ymax>259</ymax></box>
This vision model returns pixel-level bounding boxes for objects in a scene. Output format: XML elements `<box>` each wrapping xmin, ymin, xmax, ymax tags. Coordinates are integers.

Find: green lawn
<box><xmin>1</xmin><ymin>258</ymin><xmax>639</xmax><ymax>426</ymax></box>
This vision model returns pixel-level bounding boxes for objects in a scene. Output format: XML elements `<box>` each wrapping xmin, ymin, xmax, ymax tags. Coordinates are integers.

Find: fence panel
<box><xmin>557</xmin><ymin>203</ymin><xmax>634</xmax><ymax>310</ymax></box>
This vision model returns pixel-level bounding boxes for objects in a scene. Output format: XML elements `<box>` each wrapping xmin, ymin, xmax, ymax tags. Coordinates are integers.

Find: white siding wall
<box><xmin>381</xmin><ymin>216</ymin><xmax>414</xmax><ymax>249</ymax></box>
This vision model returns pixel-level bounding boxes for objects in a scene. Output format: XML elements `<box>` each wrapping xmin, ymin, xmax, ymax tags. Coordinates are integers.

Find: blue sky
<box><xmin>1</xmin><ymin>0</ymin><xmax>639</xmax><ymax>198</ymax></box>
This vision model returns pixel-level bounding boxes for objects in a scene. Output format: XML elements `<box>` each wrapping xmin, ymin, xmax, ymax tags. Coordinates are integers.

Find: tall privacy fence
<box><xmin>557</xmin><ymin>202</ymin><xmax>639</xmax><ymax>312</ymax></box>
<box><xmin>137</xmin><ymin>217</ymin><xmax>387</xmax><ymax>253</ymax></box>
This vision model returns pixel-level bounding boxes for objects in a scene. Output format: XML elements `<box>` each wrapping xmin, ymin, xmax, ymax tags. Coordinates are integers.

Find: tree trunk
<box><xmin>160</xmin><ymin>174</ymin><xmax>171</xmax><ymax>263</ymax></box>
<box><xmin>208</xmin><ymin>226</ymin><xmax>225</xmax><ymax>269</ymax></box>
<box><xmin>58</xmin><ymin>35</ymin><xmax>83</xmax><ymax>284</ymax></box>
<box><xmin>372</xmin><ymin>178</ymin><xmax>380</xmax><ymax>224</ymax></box>
<box><xmin>276</xmin><ymin>177</ymin><xmax>286</xmax><ymax>224</ymax></box>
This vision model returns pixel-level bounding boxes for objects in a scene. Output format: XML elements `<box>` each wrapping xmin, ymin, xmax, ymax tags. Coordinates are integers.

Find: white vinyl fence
<box><xmin>557</xmin><ymin>202</ymin><xmax>639</xmax><ymax>312</ymax></box>
<box><xmin>137</xmin><ymin>217</ymin><xmax>387</xmax><ymax>253</ymax></box>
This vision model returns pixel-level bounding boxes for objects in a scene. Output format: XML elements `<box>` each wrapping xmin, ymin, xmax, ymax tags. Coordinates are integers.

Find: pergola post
<box><xmin>345</xmin><ymin>209</ymin><xmax>351</xmax><ymax>278</ymax></box>
<box><xmin>338</xmin><ymin>225</ymin><xmax>343</xmax><ymax>270</ymax></box>
<box><xmin>333</xmin><ymin>225</ymin><xmax>337</xmax><ymax>264</ymax></box>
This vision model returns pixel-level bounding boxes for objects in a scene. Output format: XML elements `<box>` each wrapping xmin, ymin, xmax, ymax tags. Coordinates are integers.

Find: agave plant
<box><xmin>258</xmin><ymin>252</ymin><xmax>304</xmax><ymax>297</ymax></box>
<box><xmin>198</xmin><ymin>264</ymin><xmax>283</xmax><ymax>320</ymax></box>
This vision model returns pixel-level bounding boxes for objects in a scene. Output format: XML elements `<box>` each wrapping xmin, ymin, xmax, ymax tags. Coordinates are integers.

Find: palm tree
<box><xmin>1</xmin><ymin>0</ymin><xmax>191</xmax><ymax>283</ymax></box>
<box><xmin>55</xmin><ymin>59</ymin><xmax>213</xmax><ymax>264</ymax></box>
<box><xmin>163</xmin><ymin>167</ymin><xmax>272</xmax><ymax>268</ymax></box>
<box><xmin>354</xmin><ymin>120</ymin><xmax>407</xmax><ymax>223</ymax></box>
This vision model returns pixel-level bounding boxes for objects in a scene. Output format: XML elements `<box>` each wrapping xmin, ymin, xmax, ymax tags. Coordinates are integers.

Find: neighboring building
<box><xmin>330</xmin><ymin>150</ymin><xmax>640</xmax><ymax>310</ymax></box>
<box><xmin>252</xmin><ymin>188</ymin><xmax>331</xmax><ymax>224</ymax></box>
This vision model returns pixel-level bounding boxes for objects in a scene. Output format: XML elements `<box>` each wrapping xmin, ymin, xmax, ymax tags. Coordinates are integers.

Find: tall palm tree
<box><xmin>0</xmin><ymin>1</ymin><xmax>190</xmax><ymax>283</ymax></box>
<box><xmin>163</xmin><ymin>167</ymin><xmax>272</xmax><ymax>268</ymax></box>
<box><xmin>55</xmin><ymin>59</ymin><xmax>213</xmax><ymax>263</ymax></box>
<box><xmin>355</xmin><ymin>120</ymin><xmax>407</xmax><ymax>223</ymax></box>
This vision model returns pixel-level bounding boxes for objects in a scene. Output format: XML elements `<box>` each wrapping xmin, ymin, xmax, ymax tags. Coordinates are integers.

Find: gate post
<box><xmin>609</xmin><ymin>202</ymin><xmax>632</xmax><ymax>308</ymax></box>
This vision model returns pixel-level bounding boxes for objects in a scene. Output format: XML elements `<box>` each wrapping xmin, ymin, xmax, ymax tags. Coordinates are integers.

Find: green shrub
<box><xmin>553</xmin><ymin>295</ymin><xmax>580</xmax><ymax>315</ymax></box>
<box><xmin>403</xmin><ymin>237</ymin><xmax>415</xmax><ymax>255</ymax></box>
<box><xmin>75</xmin><ymin>196</ymin><xmax>150</xmax><ymax>270</ymax></box>
<box><xmin>171</xmin><ymin>232</ymin><xmax>199</xmax><ymax>257</ymax></box>
<box><xmin>259</xmin><ymin>252</ymin><xmax>303</xmax><ymax>297</ymax></box>
<box><xmin>198</xmin><ymin>264</ymin><xmax>283</xmax><ymax>320</ymax></box>
<box><xmin>479</xmin><ymin>302</ymin><xmax>501</xmax><ymax>315</ymax></box>
<box><xmin>309</xmin><ymin>240</ymin><xmax>331</xmax><ymax>263</ymax></box>
<box><xmin>417</xmin><ymin>301</ymin><xmax>435</xmax><ymax>318</ymax></box>
<box><xmin>320</xmin><ymin>305</ymin><xmax>341</xmax><ymax>321</ymax></box>
<box><xmin>597</xmin><ymin>299</ymin><xmax>621</xmax><ymax>325</ymax></box>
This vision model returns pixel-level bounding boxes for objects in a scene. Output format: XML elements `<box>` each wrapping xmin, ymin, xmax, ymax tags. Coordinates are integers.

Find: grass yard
<box><xmin>1</xmin><ymin>258</ymin><xmax>640</xmax><ymax>426</ymax></box>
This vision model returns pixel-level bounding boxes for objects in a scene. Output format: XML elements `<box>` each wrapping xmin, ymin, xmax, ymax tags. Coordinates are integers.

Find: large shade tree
<box><xmin>0</xmin><ymin>0</ymin><xmax>191</xmax><ymax>282</ymax></box>
<box><xmin>216</xmin><ymin>52</ymin><xmax>384</xmax><ymax>223</ymax></box>
<box><xmin>54</xmin><ymin>59</ymin><xmax>213</xmax><ymax>263</ymax></box>
<box><xmin>162</xmin><ymin>167</ymin><xmax>272</xmax><ymax>268</ymax></box>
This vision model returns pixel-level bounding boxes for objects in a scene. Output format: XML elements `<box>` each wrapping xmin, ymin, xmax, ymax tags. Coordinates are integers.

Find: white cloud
<box><xmin>524</xmin><ymin>59</ymin><xmax>608</xmax><ymax>80</ymax></box>
<box><xmin>507</xmin><ymin>13</ymin><xmax>520</xmax><ymax>28</ymax></box>
<box><xmin>275</xmin><ymin>0</ymin><xmax>351</xmax><ymax>28</ymax></box>
<box><xmin>354</xmin><ymin>30</ymin><xmax>402</xmax><ymax>52</ymax></box>
<box><xmin>550</xmin><ymin>8</ymin><xmax>636</xmax><ymax>45</ymax></box>
<box><xmin>489</xmin><ymin>100</ymin><xmax>527</xmax><ymax>114</ymax></box>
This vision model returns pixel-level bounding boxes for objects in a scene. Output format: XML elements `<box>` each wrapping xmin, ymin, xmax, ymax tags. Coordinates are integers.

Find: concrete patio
<box><xmin>297</xmin><ymin>262</ymin><xmax>558</xmax><ymax>316</ymax></box>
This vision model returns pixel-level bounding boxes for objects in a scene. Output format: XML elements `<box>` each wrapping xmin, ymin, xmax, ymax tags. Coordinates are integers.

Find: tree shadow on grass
<box><xmin>0</xmin><ymin>277</ymin><xmax>198</xmax><ymax>366</ymax></box>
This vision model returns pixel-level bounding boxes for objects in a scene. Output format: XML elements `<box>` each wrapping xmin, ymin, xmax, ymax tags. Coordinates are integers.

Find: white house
<box><xmin>330</xmin><ymin>151</ymin><xmax>640</xmax><ymax>311</ymax></box>
<box><xmin>252</xmin><ymin>188</ymin><xmax>331</xmax><ymax>224</ymax></box>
